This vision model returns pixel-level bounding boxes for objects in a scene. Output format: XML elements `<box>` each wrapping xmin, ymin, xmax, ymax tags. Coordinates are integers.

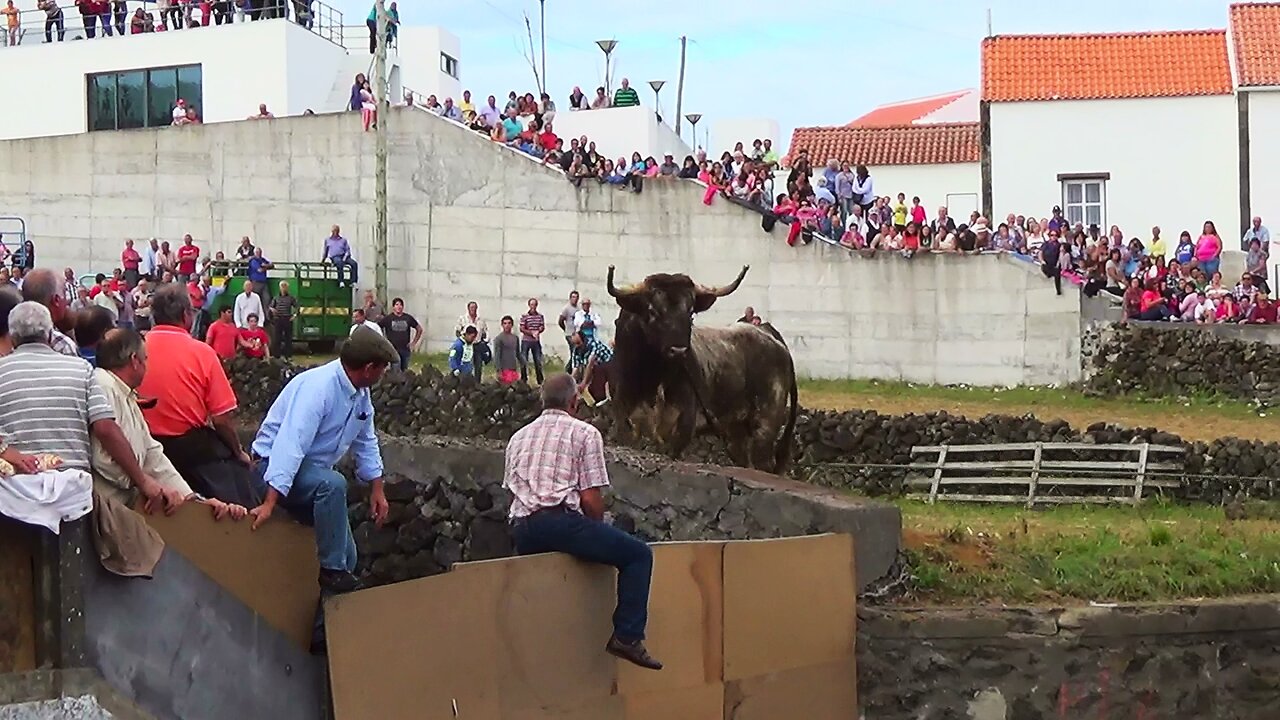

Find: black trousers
<box><xmin>272</xmin><ymin>318</ymin><xmax>293</xmax><ymax>358</ymax></box>
<box><xmin>1042</xmin><ymin>263</ymin><xmax>1062</xmax><ymax>295</ymax></box>
<box><xmin>44</xmin><ymin>11</ymin><xmax>65</xmax><ymax>42</ymax></box>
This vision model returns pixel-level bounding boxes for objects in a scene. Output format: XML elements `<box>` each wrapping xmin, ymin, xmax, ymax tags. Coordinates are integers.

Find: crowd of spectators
<box><xmin>15</xmin><ymin>0</ymin><xmax>319</xmax><ymax>43</ymax></box>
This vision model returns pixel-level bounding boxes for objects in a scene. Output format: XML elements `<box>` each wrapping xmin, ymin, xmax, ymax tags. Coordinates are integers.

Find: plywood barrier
<box><xmin>326</xmin><ymin>533</ymin><xmax>855</xmax><ymax>720</ymax></box>
<box><xmin>144</xmin><ymin>503</ymin><xmax>320</xmax><ymax>650</ymax></box>
<box><xmin>0</xmin><ymin>518</ymin><xmax>37</xmax><ymax>673</ymax></box>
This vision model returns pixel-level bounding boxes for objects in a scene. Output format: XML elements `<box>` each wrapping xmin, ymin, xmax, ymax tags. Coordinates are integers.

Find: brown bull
<box><xmin>606</xmin><ymin>265</ymin><xmax>798</xmax><ymax>473</ymax></box>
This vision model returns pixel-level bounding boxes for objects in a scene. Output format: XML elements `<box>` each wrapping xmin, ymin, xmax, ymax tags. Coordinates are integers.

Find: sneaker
<box><xmin>318</xmin><ymin>569</ymin><xmax>362</xmax><ymax>594</ymax></box>
<box><xmin>605</xmin><ymin>635</ymin><xmax>663</xmax><ymax>670</ymax></box>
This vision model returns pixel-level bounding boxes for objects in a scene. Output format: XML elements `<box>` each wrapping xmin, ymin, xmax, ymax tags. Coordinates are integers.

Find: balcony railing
<box><xmin>2</xmin><ymin>0</ymin><xmax>344</xmax><ymax>48</ymax></box>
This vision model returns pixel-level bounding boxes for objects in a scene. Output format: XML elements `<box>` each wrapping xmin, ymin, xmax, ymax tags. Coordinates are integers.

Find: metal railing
<box><xmin>1</xmin><ymin>0</ymin><xmax>343</xmax><ymax>48</ymax></box>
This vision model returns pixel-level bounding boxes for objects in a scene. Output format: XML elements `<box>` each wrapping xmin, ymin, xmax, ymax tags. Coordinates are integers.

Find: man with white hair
<box><xmin>21</xmin><ymin>268</ymin><xmax>77</xmax><ymax>356</ymax></box>
<box><xmin>0</xmin><ymin>302</ymin><xmax>182</xmax><ymax>514</ymax></box>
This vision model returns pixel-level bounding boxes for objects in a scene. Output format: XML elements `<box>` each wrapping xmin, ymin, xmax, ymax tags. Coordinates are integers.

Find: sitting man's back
<box><xmin>504</xmin><ymin>373</ymin><xmax>662</xmax><ymax>670</ymax></box>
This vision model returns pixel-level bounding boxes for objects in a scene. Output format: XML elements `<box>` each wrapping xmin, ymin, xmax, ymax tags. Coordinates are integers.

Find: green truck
<box><xmin>206</xmin><ymin>261</ymin><xmax>353</xmax><ymax>353</ymax></box>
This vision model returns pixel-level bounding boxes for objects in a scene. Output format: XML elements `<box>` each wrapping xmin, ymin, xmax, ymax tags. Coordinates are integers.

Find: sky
<box><xmin>327</xmin><ymin>0</ymin><xmax>1230</xmax><ymax>150</ymax></box>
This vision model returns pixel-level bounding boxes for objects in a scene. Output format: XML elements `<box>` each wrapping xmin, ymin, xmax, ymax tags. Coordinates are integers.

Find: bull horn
<box><xmin>607</xmin><ymin>265</ymin><xmax>644</xmax><ymax>298</ymax></box>
<box><xmin>696</xmin><ymin>265</ymin><xmax>750</xmax><ymax>298</ymax></box>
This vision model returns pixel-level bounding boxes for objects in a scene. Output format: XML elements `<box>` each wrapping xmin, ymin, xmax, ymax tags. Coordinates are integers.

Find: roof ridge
<box><xmin>793</xmin><ymin>121</ymin><xmax>980</xmax><ymax>132</ymax></box>
<box><xmin>985</xmin><ymin>28</ymin><xmax>1226</xmax><ymax>41</ymax></box>
<box><xmin>869</xmin><ymin>89</ymin><xmax>972</xmax><ymax>108</ymax></box>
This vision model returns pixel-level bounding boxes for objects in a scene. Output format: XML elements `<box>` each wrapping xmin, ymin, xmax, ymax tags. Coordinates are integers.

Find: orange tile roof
<box><xmin>848</xmin><ymin>90</ymin><xmax>974</xmax><ymax>127</ymax></box>
<box><xmin>982</xmin><ymin>30</ymin><xmax>1233</xmax><ymax>102</ymax></box>
<box><xmin>1231</xmin><ymin>3</ymin><xmax>1280</xmax><ymax>87</ymax></box>
<box><xmin>785</xmin><ymin>123</ymin><xmax>980</xmax><ymax>168</ymax></box>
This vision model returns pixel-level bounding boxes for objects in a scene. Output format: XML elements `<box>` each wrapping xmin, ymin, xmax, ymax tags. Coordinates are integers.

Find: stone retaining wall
<box><xmin>857</xmin><ymin>598</ymin><xmax>1280</xmax><ymax>719</ymax></box>
<box><xmin>344</xmin><ymin>437</ymin><xmax>901</xmax><ymax>591</ymax></box>
<box><xmin>1083</xmin><ymin>323</ymin><xmax>1280</xmax><ymax>406</ymax></box>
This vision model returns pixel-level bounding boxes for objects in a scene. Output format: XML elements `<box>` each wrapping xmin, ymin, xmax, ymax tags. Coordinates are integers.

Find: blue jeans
<box><xmin>255</xmin><ymin>459</ymin><xmax>357</xmax><ymax>573</ymax></box>
<box><xmin>328</xmin><ymin>256</ymin><xmax>358</xmax><ymax>286</ymax></box>
<box><xmin>396</xmin><ymin>347</ymin><xmax>411</xmax><ymax>371</ymax></box>
<box><xmin>512</xmin><ymin>508</ymin><xmax>653</xmax><ymax>642</ymax></box>
<box><xmin>519</xmin><ymin>340</ymin><xmax>544</xmax><ymax>384</ymax></box>
<box><xmin>1200</xmin><ymin>257</ymin><xmax>1221</xmax><ymax>279</ymax></box>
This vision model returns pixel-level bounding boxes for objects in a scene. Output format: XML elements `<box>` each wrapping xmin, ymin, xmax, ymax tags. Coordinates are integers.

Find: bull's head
<box><xmin>607</xmin><ymin>265</ymin><xmax>749</xmax><ymax>359</ymax></box>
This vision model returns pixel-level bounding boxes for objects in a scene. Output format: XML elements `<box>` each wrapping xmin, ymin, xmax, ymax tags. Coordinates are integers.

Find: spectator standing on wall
<box><xmin>378</xmin><ymin>298</ymin><xmax>421</xmax><ymax>371</ymax></box>
<box><xmin>1194</xmin><ymin>221</ymin><xmax>1223</xmax><ymax>278</ymax></box>
<box><xmin>518</xmin><ymin>298</ymin><xmax>546</xmax><ymax>385</ymax></box>
<box><xmin>852</xmin><ymin>166</ymin><xmax>874</xmax><ymax>214</ymax></box>
<box><xmin>591</xmin><ymin>86</ymin><xmax>612</xmax><ymax>109</ymax></box>
<box><xmin>247</xmin><ymin>248</ymin><xmax>272</xmax><ymax>307</ymax></box>
<box><xmin>1039</xmin><ymin>228</ymin><xmax>1064</xmax><ymax>295</ymax></box>
<box><xmin>39</xmin><ymin>0</ymin><xmax>66</xmax><ymax>42</ymax></box>
<box><xmin>2</xmin><ymin>1</ymin><xmax>19</xmax><ymax>47</ymax></box>
<box><xmin>1242</xmin><ymin>216</ymin><xmax>1269</xmax><ymax>253</ymax></box>
<box><xmin>613</xmin><ymin>78</ymin><xmax>640</xmax><ymax>108</ymax></box>
<box><xmin>267</xmin><ymin>281</ymin><xmax>298</xmax><ymax>358</ymax></box>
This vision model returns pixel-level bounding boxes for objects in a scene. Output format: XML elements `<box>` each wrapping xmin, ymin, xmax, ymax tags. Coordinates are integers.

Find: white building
<box><xmin>982</xmin><ymin>30</ymin><xmax>1238</xmax><ymax>246</ymax></box>
<box><xmin>0</xmin><ymin>4</ymin><xmax>460</xmax><ymax>141</ymax></box>
<box><xmin>551</xmin><ymin>105</ymin><xmax>692</xmax><ymax>164</ymax></box>
<box><xmin>783</xmin><ymin>90</ymin><xmax>982</xmax><ymax>217</ymax></box>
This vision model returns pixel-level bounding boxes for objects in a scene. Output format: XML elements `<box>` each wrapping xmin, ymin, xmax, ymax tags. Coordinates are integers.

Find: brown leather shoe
<box><xmin>606</xmin><ymin>635</ymin><xmax>663</xmax><ymax>670</ymax></box>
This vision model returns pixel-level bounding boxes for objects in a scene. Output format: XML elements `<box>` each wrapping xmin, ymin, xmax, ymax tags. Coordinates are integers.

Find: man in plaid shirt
<box><xmin>568</xmin><ymin>331</ymin><xmax>613</xmax><ymax>404</ymax></box>
<box><xmin>503</xmin><ymin>373</ymin><xmax>662</xmax><ymax>671</ymax></box>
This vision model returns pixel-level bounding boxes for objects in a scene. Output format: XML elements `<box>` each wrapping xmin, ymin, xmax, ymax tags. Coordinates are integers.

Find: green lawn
<box><xmin>897</xmin><ymin>498</ymin><xmax>1280</xmax><ymax>604</ymax></box>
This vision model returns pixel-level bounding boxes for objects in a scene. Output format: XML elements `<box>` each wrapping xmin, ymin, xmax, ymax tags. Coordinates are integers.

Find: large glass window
<box><xmin>86</xmin><ymin>64</ymin><xmax>202</xmax><ymax>132</ymax></box>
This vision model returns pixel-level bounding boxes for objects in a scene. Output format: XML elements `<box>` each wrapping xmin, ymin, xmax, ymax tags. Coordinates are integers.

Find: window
<box><xmin>87</xmin><ymin>64</ymin><xmax>203</xmax><ymax>132</ymax></box>
<box><xmin>440</xmin><ymin>52</ymin><xmax>459</xmax><ymax>79</ymax></box>
<box><xmin>1059</xmin><ymin>173</ymin><xmax>1109</xmax><ymax>229</ymax></box>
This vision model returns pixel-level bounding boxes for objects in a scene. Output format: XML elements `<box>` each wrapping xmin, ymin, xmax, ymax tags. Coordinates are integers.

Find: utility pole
<box><xmin>674</xmin><ymin>35</ymin><xmax>687</xmax><ymax>136</ymax></box>
<box><xmin>539</xmin><ymin>0</ymin><xmax>547</xmax><ymax>94</ymax></box>
<box><xmin>373</xmin><ymin>0</ymin><xmax>389</xmax><ymax>302</ymax></box>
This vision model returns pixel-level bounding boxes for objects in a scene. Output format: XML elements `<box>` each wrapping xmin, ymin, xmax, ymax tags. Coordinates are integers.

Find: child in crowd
<box><xmin>892</xmin><ymin>193</ymin><xmax>908</xmax><ymax>231</ymax></box>
<box><xmin>237</xmin><ymin>313</ymin><xmax>270</xmax><ymax>359</ymax></box>
<box><xmin>448</xmin><ymin>326</ymin><xmax>479</xmax><ymax>376</ymax></box>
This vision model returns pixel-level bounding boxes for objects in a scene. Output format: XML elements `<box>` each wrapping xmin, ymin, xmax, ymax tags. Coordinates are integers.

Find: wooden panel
<box><xmin>144</xmin><ymin>503</ymin><xmax>320</xmax><ymax>650</ymax></box>
<box><xmin>722</xmin><ymin>660</ymin><xmax>858</xmax><ymax>720</ymax></box>
<box><xmin>326</xmin><ymin>571</ymin><xmax>505</xmax><ymax>720</ymax></box>
<box><xmin>721</xmin><ymin>534</ymin><xmax>855</xmax><ymax>682</ymax></box>
<box><xmin>0</xmin><ymin>518</ymin><xmax>37</xmax><ymax>673</ymax></box>
<box><xmin>625</xmin><ymin>684</ymin><xmax>724</xmax><ymax>720</ymax></box>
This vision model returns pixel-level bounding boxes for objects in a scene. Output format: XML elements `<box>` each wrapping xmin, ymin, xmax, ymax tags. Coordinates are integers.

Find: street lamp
<box><xmin>596</xmin><ymin>39</ymin><xmax>618</xmax><ymax>96</ymax></box>
<box><xmin>648</xmin><ymin>80</ymin><xmax>666</xmax><ymax>123</ymax></box>
<box><xmin>684</xmin><ymin>113</ymin><xmax>702</xmax><ymax>149</ymax></box>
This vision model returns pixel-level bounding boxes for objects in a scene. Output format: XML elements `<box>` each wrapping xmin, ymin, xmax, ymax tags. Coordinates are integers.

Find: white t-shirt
<box><xmin>350</xmin><ymin>320</ymin><xmax>383</xmax><ymax>336</ymax></box>
<box><xmin>172</xmin><ymin>105</ymin><xmax>185</xmax><ymax>123</ymax></box>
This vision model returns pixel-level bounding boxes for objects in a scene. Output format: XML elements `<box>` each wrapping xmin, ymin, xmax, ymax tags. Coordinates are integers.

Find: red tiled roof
<box><xmin>981</xmin><ymin>30</ymin><xmax>1233</xmax><ymax>102</ymax></box>
<box><xmin>785</xmin><ymin>123</ymin><xmax>980</xmax><ymax>168</ymax></box>
<box><xmin>1231</xmin><ymin>3</ymin><xmax>1280</xmax><ymax>87</ymax></box>
<box><xmin>848</xmin><ymin>90</ymin><xmax>973</xmax><ymax>127</ymax></box>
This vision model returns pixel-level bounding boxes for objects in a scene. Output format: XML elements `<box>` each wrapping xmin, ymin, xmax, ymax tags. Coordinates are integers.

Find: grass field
<box><xmin>897</xmin><ymin>499</ymin><xmax>1280</xmax><ymax>604</ymax></box>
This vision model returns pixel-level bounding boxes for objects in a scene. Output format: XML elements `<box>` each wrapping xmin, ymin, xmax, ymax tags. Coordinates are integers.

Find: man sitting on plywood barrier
<box><xmin>504</xmin><ymin>373</ymin><xmax>663</xmax><ymax>671</ymax></box>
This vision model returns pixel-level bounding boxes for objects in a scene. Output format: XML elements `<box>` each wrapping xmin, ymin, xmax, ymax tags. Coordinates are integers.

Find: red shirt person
<box><xmin>1247</xmin><ymin>294</ymin><xmax>1278</xmax><ymax>324</ymax></box>
<box><xmin>176</xmin><ymin>235</ymin><xmax>200</xmax><ymax>281</ymax></box>
<box><xmin>237</xmin><ymin>313</ymin><xmax>270</xmax><ymax>359</ymax></box>
<box><xmin>205</xmin><ymin>307</ymin><xmax>238</xmax><ymax>359</ymax></box>
<box><xmin>121</xmin><ymin>240</ymin><xmax>142</xmax><ymax>285</ymax></box>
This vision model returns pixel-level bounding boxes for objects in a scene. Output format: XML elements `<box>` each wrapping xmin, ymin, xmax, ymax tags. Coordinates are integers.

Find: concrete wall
<box><xmin>989</xmin><ymin>96</ymin><xmax>1238</xmax><ymax>249</ymax></box>
<box><xmin>1</xmin><ymin>108</ymin><xmax>1078</xmax><ymax>384</ymax></box>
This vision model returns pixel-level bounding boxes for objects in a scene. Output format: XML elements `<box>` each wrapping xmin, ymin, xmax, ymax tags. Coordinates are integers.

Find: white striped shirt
<box><xmin>0</xmin><ymin>344</ymin><xmax>113</xmax><ymax>471</ymax></box>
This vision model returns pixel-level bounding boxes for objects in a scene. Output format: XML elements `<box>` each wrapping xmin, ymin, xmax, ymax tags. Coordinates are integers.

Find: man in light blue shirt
<box><xmin>248</xmin><ymin>327</ymin><xmax>396</xmax><ymax>597</ymax></box>
<box><xmin>322</xmin><ymin>224</ymin><xmax>358</xmax><ymax>288</ymax></box>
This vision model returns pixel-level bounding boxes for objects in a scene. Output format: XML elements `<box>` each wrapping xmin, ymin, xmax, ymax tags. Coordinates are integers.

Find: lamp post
<box><xmin>684</xmin><ymin>113</ymin><xmax>702</xmax><ymax>149</ymax></box>
<box><xmin>648</xmin><ymin>80</ymin><xmax>666</xmax><ymax>123</ymax></box>
<box><xmin>596</xmin><ymin>39</ymin><xmax>617</xmax><ymax>96</ymax></box>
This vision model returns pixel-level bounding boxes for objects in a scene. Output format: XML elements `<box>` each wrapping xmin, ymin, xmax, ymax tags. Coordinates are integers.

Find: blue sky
<box><xmin>330</xmin><ymin>0</ymin><xmax>1229</xmax><ymax>148</ymax></box>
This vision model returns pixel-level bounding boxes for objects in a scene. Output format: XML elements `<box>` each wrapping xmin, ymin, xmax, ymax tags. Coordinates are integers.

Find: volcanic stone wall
<box><xmin>1083</xmin><ymin>323</ymin><xmax>1280</xmax><ymax>405</ymax></box>
<box><xmin>341</xmin><ymin>437</ymin><xmax>900</xmax><ymax>591</ymax></box>
<box><xmin>228</xmin><ymin>357</ymin><xmax>1280</xmax><ymax>503</ymax></box>
<box><xmin>857</xmin><ymin>598</ymin><xmax>1280</xmax><ymax>719</ymax></box>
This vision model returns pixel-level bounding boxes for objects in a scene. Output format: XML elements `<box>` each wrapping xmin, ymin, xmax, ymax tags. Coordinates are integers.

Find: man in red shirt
<box><xmin>121</xmin><ymin>239</ymin><xmax>142</xmax><ymax>288</ymax></box>
<box><xmin>1247</xmin><ymin>293</ymin><xmax>1278</xmax><ymax>324</ymax></box>
<box><xmin>205</xmin><ymin>306</ymin><xmax>237</xmax><ymax>359</ymax></box>
<box><xmin>139</xmin><ymin>285</ymin><xmax>259</xmax><ymax>507</ymax></box>
<box><xmin>237</xmin><ymin>313</ymin><xmax>270</xmax><ymax>359</ymax></box>
<box><xmin>175</xmin><ymin>234</ymin><xmax>200</xmax><ymax>283</ymax></box>
<box><xmin>187</xmin><ymin>275</ymin><xmax>208</xmax><ymax>338</ymax></box>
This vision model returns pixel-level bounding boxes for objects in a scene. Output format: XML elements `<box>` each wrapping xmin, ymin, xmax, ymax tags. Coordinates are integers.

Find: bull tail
<box><xmin>775</xmin><ymin>358</ymin><xmax>799</xmax><ymax>475</ymax></box>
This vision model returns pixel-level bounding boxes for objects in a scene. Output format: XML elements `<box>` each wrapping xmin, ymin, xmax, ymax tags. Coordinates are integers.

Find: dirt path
<box><xmin>800</xmin><ymin>389</ymin><xmax>1280</xmax><ymax>444</ymax></box>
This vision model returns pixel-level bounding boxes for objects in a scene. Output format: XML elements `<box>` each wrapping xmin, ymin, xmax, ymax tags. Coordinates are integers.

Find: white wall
<box><xmin>0</xmin><ymin>19</ymin><xmax>357</xmax><ymax>140</ymax></box>
<box><xmin>1247</xmin><ymin>90</ymin><xmax>1280</xmax><ymax>246</ymax></box>
<box><xmin>769</xmin><ymin>162</ymin><xmax>980</xmax><ymax>217</ymax></box>
<box><xmin>990</xmin><ymin>96</ymin><xmax>1238</xmax><ymax>246</ymax></box>
<box><xmin>397</xmin><ymin>26</ymin><xmax>462</xmax><ymax>104</ymax></box>
<box><xmin>551</xmin><ymin>106</ymin><xmax>693</xmax><ymax>164</ymax></box>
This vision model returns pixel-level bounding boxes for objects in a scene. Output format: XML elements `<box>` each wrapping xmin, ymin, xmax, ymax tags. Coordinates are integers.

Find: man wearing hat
<box><xmin>247</xmin><ymin>327</ymin><xmax>396</xmax><ymax>598</ymax></box>
<box><xmin>1047</xmin><ymin>205</ymin><xmax>1067</xmax><ymax>234</ymax></box>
